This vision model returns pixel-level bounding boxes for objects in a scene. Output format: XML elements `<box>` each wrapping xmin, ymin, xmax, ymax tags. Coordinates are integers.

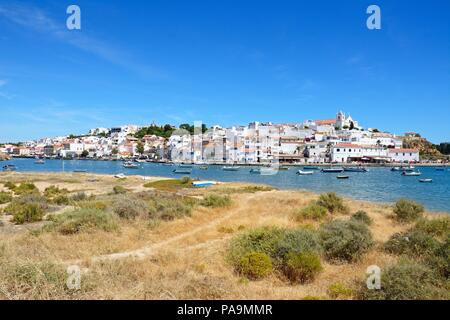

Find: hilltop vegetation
<box><xmin>402</xmin><ymin>136</ymin><xmax>444</xmax><ymax>160</ymax></box>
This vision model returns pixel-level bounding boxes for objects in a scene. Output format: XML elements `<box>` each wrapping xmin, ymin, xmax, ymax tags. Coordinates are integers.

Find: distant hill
<box><xmin>401</xmin><ymin>136</ymin><xmax>444</xmax><ymax>160</ymax></box>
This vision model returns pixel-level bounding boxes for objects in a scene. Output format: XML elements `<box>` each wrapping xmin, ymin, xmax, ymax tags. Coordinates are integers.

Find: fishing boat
<box><xmin>123</xmin><ymin>161</ymin><xmax>139</xmax><ymax>169</ymax></box>
<box><xmin>401</xmin><ymin>171</ymin><xmax>421</xmax><ymax>176</ymax></box>
<box><xmin>192</xmin><ymin>181</ymin><xmax>217</xmax><ymax>187</ymax></box>
<box><xmin>2</xmin><ymin>164</ymin><xmax>16</xmax><ymax>172</ymax></box>
<box><xmin>250</xmin><ymin>167</ymin><xmax>277</xmax><ymax>175</ymax></box>
<box><xmin>135</xmin><ymin>159</ymin><xmax>146</xmax><ymax>163</ymax></box>
<box><xmin>34</xmin><ymin>159</ymin><xmax>45</xmax><ymax>164</ymax></box>
<box><xmin>391</xmin><ymin>167</ymin><xmax>402</xmax><ymax>171</ymax></box>
<box><xmin>297</xmin><ymin>170</ymin><xmax>314</xmax><ymax>175</ymax></box>
<box><xmin>278</xmin><ymin>166</ymin><xmax>290</xmax><ymax>171</ymax></box>
<box><xmin>303</xmin><ymin>166</ymin><xmax>319</xmax><ymax>170</ymax></box>
<box><xmin>344</xmin><ymin>167</ymin><xmax>368</xmax><ymax>172</ymax></box>
<box><xmin>199</xmin><ymin>165</ymin><xmax>209</xmax><ymax>170</ymax></box>
<box><xmin>419</xmin><ymin>179</ymin><xmax>433</xmax><ymax>183</ymax></box>
<box><xmin>337</xmin><ymin>175</ymin><xmax>350</xmax><ymax>179</ymax></box>
<box><xmin>223</xmin><ymin>166</ymin><xmax>240</xmax><ymax>171</ymax></box>
<box><xmin>173</xmin><ymin>168</ymin><xmax>192</xmax><ymax>174</ymax></box>
<box><xmin>179</xmin><ymin>164</ymin><xmax>193</xmax><ymax>169</ymax></box>
<box><xmin>250</xmin><ymin>168</ymin><xmax>262</xmax><ymax>174</ymax></box>
<box><xmin>321</xmin><ymin>167</ymin><xmax>344</xmax><ymax>173</ymax></box>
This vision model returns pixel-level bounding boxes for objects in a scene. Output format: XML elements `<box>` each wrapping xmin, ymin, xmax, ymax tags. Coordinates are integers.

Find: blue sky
<box><xmin>0</xmin><ymin>0</ymin><xmax>449</xmax><ymax>143</ymax></box>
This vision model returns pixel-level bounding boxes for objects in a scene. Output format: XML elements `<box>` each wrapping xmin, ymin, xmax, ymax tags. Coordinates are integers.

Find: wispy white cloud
<box><xmin>0</xmin><ymin>3</ymin><xmax>165</xmax><ymax>79</ymax></box>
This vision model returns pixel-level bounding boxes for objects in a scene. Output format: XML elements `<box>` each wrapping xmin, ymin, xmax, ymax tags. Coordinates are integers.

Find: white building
<box><xmin>388</xmin><ymin>148</ymin><xmax>420</xmax><ymax>163</ymax></box>
<box><xmin>331</xmin><ymin>143</ymin><xmax>388</xmax><ymax>163</ymax></box>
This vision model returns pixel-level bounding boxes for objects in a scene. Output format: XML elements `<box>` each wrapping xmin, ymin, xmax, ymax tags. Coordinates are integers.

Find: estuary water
<box><xmin>3</xmin><ymin>158</ymin><xmax>450</xmax><ymax>213</ymax></box>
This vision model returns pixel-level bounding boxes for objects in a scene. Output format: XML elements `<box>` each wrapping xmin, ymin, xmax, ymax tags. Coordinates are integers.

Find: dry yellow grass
<box><xmin>0</xmin><ymin>172</ymin><xmax>446</xmax><ymax>300</ymax></box>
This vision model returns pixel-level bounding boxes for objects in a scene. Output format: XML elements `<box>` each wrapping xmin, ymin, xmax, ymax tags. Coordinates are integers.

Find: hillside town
<box><xmin>0</xmin><ymin>112</ymin><xmax>439</xmax><ymax>164</ymax></box>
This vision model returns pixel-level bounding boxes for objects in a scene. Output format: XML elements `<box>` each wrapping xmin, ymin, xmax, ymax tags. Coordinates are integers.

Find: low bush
<box><xmin>359</xmin><ymin>259</ymin><xmax>449</xmax><ymax>300</ymax></box>
<box><xmin>76</xmin><ymin>200</ymin><xmax>108</xmax><ymax>211</ymax></box>
<box><xmin>282</xmin><ymin>251</ymin><xmax>322</xmax><ymax>283</ymax></box>
<box><xmin>13</xmin><ymin>182</ymin><xmax>39</xmax><ymax>195</ymax></box>
<box><xmin>44</xmin><ymin>208</ymin><xmax>118</xmax><ymax>235</ymax></box>
<box><xmin>350</xmin><ymin>211</ymin><xmax>372</xmax><ymax>226</ymax></box>
<box><xmin>393</xmin><ymin>199</ymin><xmax>424</xmax><ymax>222</ymax></box>
<box><xmin>44</xmin><ymin>185</ymin><xmax>69</xmax><ymax>198</ymax></box>
<box><xmin>11</xmin><ymin>204</ymin><xmax>44</xmax><ymax>224</ymax></box>
<box><xmin>295</xmin><ymin>203</ymin><xmax>328</xmax><ymax>221</ymax></box>
<box><xmin>272</xmin><ymin>228</ymin><xmax>322</xmax><ymax>263</ymax></box>
<box><xmin>147</xmin><ymin>196</ymin><xmax>193</xmax><ymax>221</ymax></box>
<box><xmin>426</xmin><ymin>236</ymin><xmax>450</xmax><ymax>279</ymax></box>
<box><xmin>327</xmin><ymin>283</ymin><xmax>354</xmax><ymax>299</ymax></box>
<box><xmin>0</xmin><ymin>191</ymin><xmax>12</xmax><ymax>205</ymax></box>
<box><xmin>112</xmin><ymin>196</ymin><xmax>148</xmax><ymax>219</ymax></box>
<box><xmin>200</xmin><ymin>194</ymin><xmax>232</xmax><ymax>208</ymax></box>
<box><xmin>71</xmin><ymin>192</ymin><xmax>87</xmax><ymax>202</ymax></box>
<box><xmin>384</xmin><ymin>230</ymin><xmax>440</xmax><ymax>258</ymax></box>
<box><xmin>413</xmin><ymin>217</ymin><xmax>450</xmax><ymax>239</ymax></box>
<box><xmin>53</xmin><ymin>194</ymin><xmax>70</xmax><ymax>206</ymax></box>
<box><xmin>320</xmin><ymin>220</ymin><xmax>373</xmax><ymax>262</ymax></box>
<box><xmin>237</xmin><ymin>252</ymin><xmax>273</xmax><ymax>280</ymax></box>
<box><xmin>112</xmin><ymin>186</ymin><xmax>127</xmax><ymax>194</ymax></box>
<box><xmin>316</xmin><ymin>192</ymin><xmax>348</xmax><ymax>214</ymax></box>
<box><xmin>4</xmin><ymin>181</ymin><xmax>16</xmax><ymax>190</ymax></box>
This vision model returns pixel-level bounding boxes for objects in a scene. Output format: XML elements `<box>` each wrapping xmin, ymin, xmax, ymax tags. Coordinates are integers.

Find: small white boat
<box><xmin>123</xmin><ymin>161</ymin><xmax>139</xmax><ymax>169</ymax></box>
<box><xmin>337</xmin><ymin>175</ymin><xmax>350</xmax><ymax>180</ymax></box>
<box><xmin>192</xmin><ymin>181</ymin><xmax>217</xmax><ymax>187</ymax></box>
<box><xmin>114</xmin><ymin>173</ymin><xmax>126</xmax><ymax>179</ymax></box>
<box><xmin>173</xmin><ymin>168</ymin><xmax>192</xmax><ymax>174</ymax></box>
<box><xmin>34</xmin><ymin>159</ymin><xmax>45</xmax><ymax>164</ymax></box>
<box><xmin>223</xmin><ymin>166</ymin><xmax>240</xmax><ymax>171</ymax></box>
<box><xmin>321</xmin><ymin>167</ymin><xmax>344</xmax><ymax>173</ymax></box>
<box><xmin>419</xmin><ymin>179</ymin><xmax>433</xmax><ymax>183</ymax></box>
<box><xmin>297</xmin><ymin>170</ymin><xmax>314</xmax><ymax>175</ymax></box>
<box><xmin>401</xmin><ymin>171</ymin><xmax>421</xmax><ymax>176</ymax></box>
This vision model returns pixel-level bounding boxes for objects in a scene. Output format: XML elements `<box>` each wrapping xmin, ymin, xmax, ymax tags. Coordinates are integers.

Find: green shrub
<box><xmin>12</xmin><ymin>204</ymin><xmax>44</xmax><ymax>224</ymax></box>
<box><xmin>44</xmin><ymin>208</ymin><xmax>118</xmax><ymax>235</ymax></box>
<box><xmin>295</xmin><ymin>203</ymin><xmax>328</xmax><ymax>221</ymax></box>
<box><xmin>237</xmin><ymin>252</ymin><xmax>273</xmax><ymax>280</ymax></box>
<box><xmin>384</xmin><ymin>230</ymin><xmax>440</xmax><ymax>258</ymax></box>
<box><xmin>327</xmin><ymin>282</ymin><xmax>354</xmax><ymax>299</ymax></box>
<box><xmin>13</xmin><ymin>182</ymin><xmax>38</xmax><ymax>195</ymax></box>
<box><xmin>272</xmin><ymin>228</ymin><xmax>322</xmax><ymax>263</ymax></box>
<box><xmin>282</xmin><ymin>251</ymin><xmax>322</xmax><ymax>283</ymax></box>
<box><xmin>316</xmin><ymin>192</ymin><xmax>348</xmax><ymax>214</ymax></box>
<box><xmin>200</xmin><ymin>194</ymin><xmax>232</xmax><ymax>208</ymax></box>
<box><xmin>4</xmin><ymin>181</ymin><xmax>16</xmax><ymax>190</ymax></box>
<box><xmin>351</xmin><ymin>211</ymin><xmax>373</xmax><ymax>226</ymax></box>
<box><xmin>228</xmin><ymin>227</ymin><xmax>285</xmax><ymax>265</ymax></box>
<box><xmin>71</xmin><ymin>192</ymin><xmax>87</xmax><ymax>202</ymax></box>
<box><xmin>426</xmin><ymin>236</ymin><xmax>450</xmax><ymax>278</ymax></box>
<box><xmin>53</xmin><ymin>194</ymin><xmax>70</xmax><ymax>206</ymax></box>
<box><xmin>320</xmin><ymin>220</ymin><xmax>373</xmax><ymax>262</ymax></box>
<box><xmin>112</xmin><ymin>186</ymin><xmax>127</xmax><ymax>194</ymax></box>
<box><xmin>44</xmin><ymin>185</ymin><xmax>68</xmax><ymax>198</ymax></box>
<box><xmin>0</xmin><ymin>191</ymin><xmax>12</xmax><ymax>204</ymax></box>
<box><xmin>393</xmin><ymin>199</ymin><xmax>424</xmax><ymax>222</ymax></box>
<box><xmin>360</xmin><ymin>259</ymin><xmax>449</xmax><ymax>300</ymax></box>
<box><xmin>414</xmin><ymin>217</ymin><xmax>450</xmax><ymax>239</ymax></box>
<box><xmin>147</xmin><ymin>196</ymin><xmax>193</xmax><ymax>221</ymax></box>
<box><xmin>4</xmin><ymin>193</ymin><xmax>48</xmax><ymax>224</ymax></box>
<box><xmin>180</xmin><ymin>176</ymin><xmax>192</xmax><ymax>185</ymax></box>
<box><xmin>113</xmin><ymin>196</ymin><xmax>148</xmax><ymax>219</ymax></box>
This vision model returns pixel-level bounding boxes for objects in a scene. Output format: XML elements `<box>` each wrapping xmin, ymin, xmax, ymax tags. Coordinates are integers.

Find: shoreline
<box><xmin>3</xmin><ymin>156</ymin><xmax>450</xmax><ymax>168</ymax></box>
<box><xmin>2</xmin><ymin>171</ymin><xmax>449</xmax><ymax>215</ymax></box>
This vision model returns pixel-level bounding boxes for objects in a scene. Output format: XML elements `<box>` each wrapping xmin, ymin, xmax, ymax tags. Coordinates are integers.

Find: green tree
<box><xmin>81</xmin><ymin>150</ymin><xmax>89</xmax><ymax>158</ymax></box>
<box><xmin>136</xmin><ymin>142</ymin><xmax>145</xmax><ymax>155</ymax></box>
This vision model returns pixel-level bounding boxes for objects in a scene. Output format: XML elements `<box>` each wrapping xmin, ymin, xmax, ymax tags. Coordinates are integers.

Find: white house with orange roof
<box><xmin>331</xmin><ymin>143</ymin><xmax>388</xmax><ymax>163</ymax></box>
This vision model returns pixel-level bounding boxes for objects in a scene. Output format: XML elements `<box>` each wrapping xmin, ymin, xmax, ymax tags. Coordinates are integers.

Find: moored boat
<box><xmin>303</xmin><ymin>166</ymin><xmax>319</xmax><ymax>170</ymax></box>
<box><xmin>2</xmin><ymin>164</ymin><xmax>16</xmax><ymax>172</ymax></box>
<box><xmin>123</xmin><ymin>161</ymin><xmax>139</xmax><ymax>169</ymax></box>
<box><xmin>419</xmin><ymin>178</ymin><xmax>433</xmax><ymax>183</ymax></box>
<box><xmin>321</xmin><ymin>167</ymin><xmax>344</xmax><ymax>173</ymax></box>
<box><xmin>401</xmin><ymin>171</ymin><xmax>421</xmax><ymax>176</ymax></box>
<box><xmin>297</xmin><ymin>170</ymin><xmax>314</xmax><ymax>175</ymax></box>
<box><xmin>34</xmin><ymin>159</ymin><xmax>45</xmax><ymax>164</ymax></box>
<box><xmin>173</xmin><ymin>168</ymin><xmax>192</xmax><ymax>174</ymax></box>
<box><xmin>199</xmin><ymin>165</ymin><xmax>209</xmax><ymax>170</ymax></box>
<box><xmin>344</xmin><ymin>167</ymin><xmax>368</xmax><ymax>172</ymax></box>
<box><xmin>337</xmin><ymin>175</ymin><xmax>350</xmax><ymax>179</ymax></box>
<box><xmin>435</xmin><ymin>168</ymin><xmax>445</xmax><ymax>171</ymax></box>
<box><xmin>223</xmin><ymin>166</ymin><xmax>240</xmax><ymax>171</ymax></box>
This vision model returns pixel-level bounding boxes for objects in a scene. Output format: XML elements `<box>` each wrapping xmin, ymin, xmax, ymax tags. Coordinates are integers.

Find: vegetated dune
<box><xmin>0</xmin><ymin>172</ymin><xmax>448</xmax><ymax>300</ymax></box>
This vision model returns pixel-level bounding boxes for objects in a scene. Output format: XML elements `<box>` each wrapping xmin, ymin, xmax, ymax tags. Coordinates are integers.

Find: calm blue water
<box><xmin>3</xmin><ymin>158</ymin><xmax>450</xmax><ymax>212</ymax></box>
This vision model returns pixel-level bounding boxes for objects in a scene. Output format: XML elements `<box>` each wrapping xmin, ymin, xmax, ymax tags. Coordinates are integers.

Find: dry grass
<box><xmin>0</xmin><ymin>172</ymin><xmax>447</xmax><ymax>300</ymax></box>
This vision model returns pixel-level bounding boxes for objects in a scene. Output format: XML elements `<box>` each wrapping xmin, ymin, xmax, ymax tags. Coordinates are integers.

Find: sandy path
<box><xmin>69</xmin><ymin>192</ymin><xmax>261</xmax><ymax>265</ymax></box>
